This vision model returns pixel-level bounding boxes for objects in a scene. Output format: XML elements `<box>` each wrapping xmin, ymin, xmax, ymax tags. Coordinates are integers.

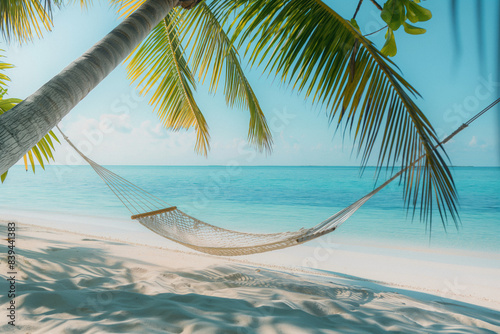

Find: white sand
<box><xmin>1</xmin><ymin>217</ymin><xmax>500</xmax><ymax>333</ymax></box>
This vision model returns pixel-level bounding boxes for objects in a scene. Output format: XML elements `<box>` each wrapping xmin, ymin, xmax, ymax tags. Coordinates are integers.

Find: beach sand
<box><xmin>1</xmin><ymin>219</ymin><xmax>499</xmax><ymax>333</ymax></box>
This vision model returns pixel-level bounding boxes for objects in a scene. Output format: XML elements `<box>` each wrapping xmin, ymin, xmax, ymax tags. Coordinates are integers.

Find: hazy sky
<box><xmin>2</xmin><ymin>0</ymin><xmax>499</xmax><ymax>166</ymax></box>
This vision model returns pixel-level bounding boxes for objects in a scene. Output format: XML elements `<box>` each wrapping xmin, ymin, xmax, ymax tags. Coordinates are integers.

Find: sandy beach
<box><xmin>1</xmin><ymin>217</ymin><xmax>499</xmax><ymax>334</ymax></box>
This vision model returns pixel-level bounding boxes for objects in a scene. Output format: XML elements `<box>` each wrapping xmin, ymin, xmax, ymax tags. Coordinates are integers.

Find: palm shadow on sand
<box><xmin>1</xmin><ymin>234</ymin><xmax>499</xmax><ymax>334</ymax></box>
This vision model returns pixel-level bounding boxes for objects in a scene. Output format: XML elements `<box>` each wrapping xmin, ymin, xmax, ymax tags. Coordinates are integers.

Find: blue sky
<box><xmin>2</xmin><ymin>0</ymin><xmax>499</xmax><ymax>166</ymax></box>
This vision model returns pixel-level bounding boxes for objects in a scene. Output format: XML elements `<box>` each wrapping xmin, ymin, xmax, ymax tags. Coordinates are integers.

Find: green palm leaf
<box><xmin>177</xmin><ymin>3</ymin><xmax>272</xmax><ymax>151</ymax></box>
<box><xmin>0</xmin><ymin>53</ymin><xmax>14</xmax><ymax>88</ymax></box>
<box><xmin>116</xmin><ymin>0</ymin><xmax>272</xmax><ymax>153</ymax></box>
<box><xmin>0</xmin><ymin>0</ymin><xmax>53</xmax><ymax>42</ymax></box>
<box><xmin>126</xmin><ymin>13</ymin><xmax>210</xmax><ymax>154</ymax></box>
<box><xmin>212</xmin><ymin>0</ymin><xmax>458</xmax><ymax>226</ymax></box>
<box><xmin>0</xmin><ymin>0</ymin><xmax>94</xmax><ymax>43</ymax></box>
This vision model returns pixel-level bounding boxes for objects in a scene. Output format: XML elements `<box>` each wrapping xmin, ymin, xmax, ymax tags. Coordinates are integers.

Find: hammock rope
<box><xmin>56</xmin><ymin>97</ymin><xmax>499</xmax><ymax>256</ymax></box>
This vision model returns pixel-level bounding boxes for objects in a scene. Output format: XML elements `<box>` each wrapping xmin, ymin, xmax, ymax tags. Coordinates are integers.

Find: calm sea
<box><xmin>1</xmin><ymin>165</ymin><xmax>499</xmax><ymax>253</ymax></box>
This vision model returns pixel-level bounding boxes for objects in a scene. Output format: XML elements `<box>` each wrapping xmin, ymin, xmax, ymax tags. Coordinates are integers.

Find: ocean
<box><xmin>1</xmin><ymin>165</ymin><xmax>499</xmax><ymax>253</ymax></box>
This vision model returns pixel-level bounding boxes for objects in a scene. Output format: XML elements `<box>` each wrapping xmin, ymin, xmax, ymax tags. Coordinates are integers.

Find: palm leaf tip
<box><xmin>177</xmin><ymin>2</ymin><xmax>273</xmax><ymax>153</ymax></box>
<box><xmin>0</xmin><ymin>0</ymin><xmax>55</xmax><ymax>43</ymax></box>
<box><xmin>126</xmin><ymin>14</ymin><xmax>211</xmax><ymax>155</ymax></box>
<box><xmin>126</xmin><ymin>3</ymin><xmax>272</xmax><ymax>154</ymax></box>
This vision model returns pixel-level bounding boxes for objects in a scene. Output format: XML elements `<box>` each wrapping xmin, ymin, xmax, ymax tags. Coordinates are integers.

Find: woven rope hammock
<box><xmin>56</xmin><ymin>98</ymin><xmax>499</xmax><ymax>256</ymax></box>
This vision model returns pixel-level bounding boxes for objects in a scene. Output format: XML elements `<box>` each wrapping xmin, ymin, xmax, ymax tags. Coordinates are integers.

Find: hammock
<box><xmin>56</xmin><ymin>98</ymin><xmax>499</xmax><ymax>256</ymax></box>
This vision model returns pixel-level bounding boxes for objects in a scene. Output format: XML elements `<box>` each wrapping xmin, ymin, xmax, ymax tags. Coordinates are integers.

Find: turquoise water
<box><xmin>1</xmin><ymin>165</ymin><xmax>499</xmax><ymax>253</ymax></box>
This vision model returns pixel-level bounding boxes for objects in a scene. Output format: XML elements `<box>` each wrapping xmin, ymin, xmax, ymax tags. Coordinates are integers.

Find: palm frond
<box><xmin>0</xmin><ymin>0</ymin><xmax>55</xmax><ymax>43</ymax></box>
<box><xmin>0</xmin><ymin>52</ymin><xmax>14</xmax><ymax>88</ymax></box>
<box><xmin>110</xmin><ymin>0</ymin><xmax>145</xmax><ymax>18</ymax></box>
<box><xmin>126</xmin><ymin>13</ymin><xmax>210</xmax><ymax>154</ymax></box>
<box><xmin>212</xmin><ymin>0</ymin><xmax>458</xmax><ymax>226</ymax></box>
<box><xmin>177</xmin><ymin>2</ymin><xmax>272</xmax><ymax>151</ymax></box>
<box><xmin>115</xmin><ymin>0</ymin><xmax>272</xmax><ymax>152</ymax></box>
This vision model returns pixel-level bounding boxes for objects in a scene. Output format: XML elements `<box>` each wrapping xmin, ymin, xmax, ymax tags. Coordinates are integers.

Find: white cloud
<box><xmin>52</xmin><ymin>116</ymin><xmax>202</xmax><ymax>165</ymax></box>
<box><xmin>467</xmin><ymin>136</ymin><xmax>489</xmax><ymax>150</ymax></box>
<box><xmin>468</xmin><ymin>136</ymin><xmax>477</xmax><ymax>147</ymax></box>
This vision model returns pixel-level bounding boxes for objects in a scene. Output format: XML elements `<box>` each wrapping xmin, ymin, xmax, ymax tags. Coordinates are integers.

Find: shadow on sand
<box><xmin>1</xmin><ymin>234</ymin><xmax>499</xmax><ymax>334</ymax></box>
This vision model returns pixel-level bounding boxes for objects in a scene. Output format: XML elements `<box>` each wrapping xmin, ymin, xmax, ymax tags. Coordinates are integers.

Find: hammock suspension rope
<box><xmin>56</xmin><ymin>97</ymin><xmax>500</xmax><ymax>256</ymax></box>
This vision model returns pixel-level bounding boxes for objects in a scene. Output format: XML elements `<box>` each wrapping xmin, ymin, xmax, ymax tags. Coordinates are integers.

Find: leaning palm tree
<box><xmin>0</xmin><ymin>0</ymin><xmax>458</xmax><ymax>227</ymax></box>
<box><xmin>0</xmin><ymin>0</ymin><xmax>186</xmax><ymax>175</ymax></box>
<box><xmin>0</xmin><ymin>53</ymin><xmax>59</xmax><ymax>181</ymax></box>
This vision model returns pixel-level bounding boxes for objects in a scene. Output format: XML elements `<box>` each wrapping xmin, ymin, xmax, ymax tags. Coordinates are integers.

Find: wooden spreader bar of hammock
<box><xmin>131</xmin><ymin>206</ymin><xmax>177</xmax><ymax>220</ymax></box>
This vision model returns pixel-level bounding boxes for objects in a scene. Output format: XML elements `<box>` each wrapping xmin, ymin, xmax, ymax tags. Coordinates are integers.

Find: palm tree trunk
<box><xmin>0</xmin><ymin>0</ymin><xmax>180</xmax><ymax>175</ymax></box>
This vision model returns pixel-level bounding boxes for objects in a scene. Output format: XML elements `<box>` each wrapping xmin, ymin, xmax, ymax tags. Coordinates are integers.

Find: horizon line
<box><xmin>13</xmin><ymin>164</ymin><xmax>500</xmax><ymax>168</ymax></box>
